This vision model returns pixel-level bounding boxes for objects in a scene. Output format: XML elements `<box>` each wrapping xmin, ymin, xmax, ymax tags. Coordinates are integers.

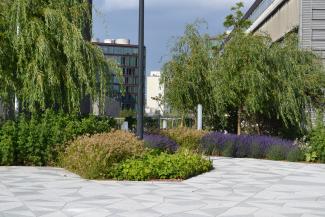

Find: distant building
<box><xmin>145</xmin><ymin>71</ymin><xmax>166</xmax><ymax>116</ymax></box>
<box><xmin>244</xmin><ymin>0</ymin><xmax>325</xmax><ymax>65</ymax></box>
<box><xmin>93</xmin><ymin>39</ymin><xmax>145</xmax><ymax>117</ymax></box>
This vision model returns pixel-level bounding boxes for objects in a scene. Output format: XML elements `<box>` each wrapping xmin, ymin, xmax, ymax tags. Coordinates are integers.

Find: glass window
<box><xmin>249</xmin><ymin>0</ymin><xmax>275</xmax><ymax>23</ymax></box>
<box><xmin>108</xmin><ymin>47</ymin><xmax>114</xmax><ymax>53</ymax></box>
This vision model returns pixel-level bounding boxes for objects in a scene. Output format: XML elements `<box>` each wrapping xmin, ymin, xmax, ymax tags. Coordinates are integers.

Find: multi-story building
<box><xmin>145</xmin><ymin>71</ymin><xmax>166</xmax><ymax>116</ymax></box>
<box><xmin>244</xmin><ymin>0</ymin><xmax>325</xmax><ymax>65</ymax></box>
<box><xmin>93</xmin><ymin>39</ymin><xmax>145</xmax><ymax>116</ymax></box>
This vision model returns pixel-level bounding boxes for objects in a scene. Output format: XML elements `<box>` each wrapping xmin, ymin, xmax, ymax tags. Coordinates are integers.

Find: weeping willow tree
<box><xmin>211</xmin><ymin>3</ymin><xmax>325</xmax><ymax>136</ymax></box>
<box><xmin>162</xmin><ymin>2</ymin><xmax>325</xmax><ymax>137</ymax></box>
<box><xmin>0</xmin><ymin>0</ymin><xmax>120</xmax><ymax>115</ymax></box>
<box><xmin>161</xmin><ymin>21</ymin><xmax>216</xmax><ymax>126</ymax></box>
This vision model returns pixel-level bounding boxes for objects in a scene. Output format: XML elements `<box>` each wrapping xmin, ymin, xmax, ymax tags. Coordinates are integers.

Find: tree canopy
<box><xmin>161</xmin><ymin>2</ymin><xmax>325</xmax><ymax>138</ymax></box>
<box><xmin>161</xmin><ymin>21</ymin><xmax>215</xmax><ymax>121</ymax></box>
<box><xmin>213</xmin><ymin>32</ymin><xmax>325</xmax><ymax>136</ymax></box>
<box><xmin>0</xmin><ymin>0</ymin><xmax>120</xmax><ymax>115</ymax></box>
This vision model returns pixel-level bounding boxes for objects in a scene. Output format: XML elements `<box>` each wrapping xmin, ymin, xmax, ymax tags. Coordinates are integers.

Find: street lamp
<box><xmin>136</xmin><ymin>0</ymin><xmax>145</xmax><ymax>139</ymax></box>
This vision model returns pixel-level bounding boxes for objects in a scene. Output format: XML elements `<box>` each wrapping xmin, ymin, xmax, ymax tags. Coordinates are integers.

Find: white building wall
<box><xmin>257</xmin><ymin>0</ymin><xmax>300</xmax><ymax>41</ymax></box>
<box><xmin>145</xmin><ymin>71</ymin><xmax>164</xmax><ymax>115</ymax></box>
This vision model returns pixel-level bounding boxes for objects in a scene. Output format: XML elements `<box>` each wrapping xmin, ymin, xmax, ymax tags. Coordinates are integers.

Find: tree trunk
<box><xmin>237</xmin><ymin>107</ymin><xmax>242</xmax><ymax>135</ymax></box>
<box><xmin>180</xmin><ymin>114</ymin><xmax>184</xmax><ymax>127</ymax></box>
<box><xmin>256</xmin><ymin>123</ymin><xmax>261</xmax><ymax>135</ymax></box>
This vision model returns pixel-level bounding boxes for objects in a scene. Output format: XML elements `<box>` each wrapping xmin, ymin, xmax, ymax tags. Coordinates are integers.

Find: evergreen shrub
<box><xmin>0</xmin><ymin>110</ymin><xmax>116</xmax><ymax>166</ymax></box>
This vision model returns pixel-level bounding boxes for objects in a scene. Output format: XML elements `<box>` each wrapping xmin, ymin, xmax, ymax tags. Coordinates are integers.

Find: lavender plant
<box><xmin>144</xmin><ymin>134</ymin><xmax>180</xmax><ymax>153</ymax></box>
<box><xmin>200</xmin><ymin>132</ymin><xmax>296</xmax><ymax>159</ymax></box>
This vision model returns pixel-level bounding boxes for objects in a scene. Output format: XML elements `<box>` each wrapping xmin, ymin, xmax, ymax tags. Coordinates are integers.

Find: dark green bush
<box><xmin>266</xmin><ymin>145</ymin><xmax>288</xmax><ymax>161</ymax></box>
<box><xmin>0</xmin><ymin>110</ymin><xmax>116</xmax><ymax>166</ymax></box>
<box><xmin>287</xmin><ymin>148</ymin><xmax>305</xmax><ymax>162</ymax></box>
<box><xmin>250</xmin><ymin>143</ymin><xmax>263</xmax><ymax>159</ymax></box>
<box><xmin>0</xmin><ymin>121</ymin><xmax>16</xmax><ymax>165</ymax></box>
<box><xmin>222</xmin><ymin>143</ymin><xmax>236</xmax><ymax>157</ymax></box>
<box><xmin>60</xmin><ymin>131</ymin><xmax>145</xmax><ymax>179</ymax></box>
<box><xmin>110</xmin><ymin>150</ymin><xmax>213</xmax><ymax>181</ymax></box>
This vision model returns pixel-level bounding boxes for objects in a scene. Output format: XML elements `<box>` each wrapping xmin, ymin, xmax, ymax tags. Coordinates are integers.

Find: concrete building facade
<box><xmin>145</xmin><ymin>71</ymin><xmax>165</xmax><ymax>116</ymax></box>
<box><xmin>244</xmin><ymin>0</ymin><xmax>325</xmax><ymax>65</ymax></box>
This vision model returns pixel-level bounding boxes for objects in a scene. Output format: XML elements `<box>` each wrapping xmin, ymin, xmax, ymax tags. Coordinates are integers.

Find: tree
<box><xmin>161</xmin><ymin>21</ymin><xmax>215</xmax><ymax>126</ymax></box>
<box><xmin>0</xmin><ymin>0</ymin><xmax>120</xmax><ymax>115</ymax></box>
<box><xmin>211</xmin><ymin>3</ymin><xmax>325</xmax><ymax>136</ymax></box>
<box><xmin>212</xmin><ymin>33</ymin><xmax>272</xmax><ymax>135</ymax></box>
<box><xmin>161</xmin><ymin>2</ymin><xmax>325</xmax><ymax>137</ymax></box>
<box><xmin>263</xmin><ymin>34</ymin><xmax>325</xmax><ymax>137</ymax></box>
<box><xmin>223</xmin><ymin>2</ymin><xmax>251</xmax><ymax>32</ymax></box>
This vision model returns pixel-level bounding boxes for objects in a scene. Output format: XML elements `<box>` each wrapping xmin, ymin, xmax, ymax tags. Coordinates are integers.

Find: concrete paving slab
<box><xmin>1</xmin><ymin>157</ymin><xmax>325</xmax><ymax>217</ymax></box>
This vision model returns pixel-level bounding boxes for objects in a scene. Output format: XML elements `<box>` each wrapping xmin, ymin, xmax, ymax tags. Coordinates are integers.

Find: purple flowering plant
<box><xmin>200</xmin><ymin>132</ymin><xmax>295</xmax><ymax>158</ymax></box>
<box><xmin>144</xmin><ymin>134</ymin><xmax>180</xmax><ymax>153</ymax></box>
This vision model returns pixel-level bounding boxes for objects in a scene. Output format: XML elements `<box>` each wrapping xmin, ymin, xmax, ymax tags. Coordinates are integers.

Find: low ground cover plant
<box><xmin>200</xmin><ymin>132</ymin><xmax>300</xmax><ymax>161</ymax></box>
<box><xmin>0</xmin><ymin>110</ymin><xmax>115</xmax><ymax>166</ymax></box>
<box><xmin>110</xmin><ymin>150</ymin><xmax>213</xmax><ymax>181</ymax></box>
<box><xmin>60</xmin><ymin>131</ymin><xmax>145</xmax><ymax>179</ymax></box>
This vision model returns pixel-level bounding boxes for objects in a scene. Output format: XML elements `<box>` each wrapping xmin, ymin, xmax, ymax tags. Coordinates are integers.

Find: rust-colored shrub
<box><xmin>161</xmin><ymin>127</ymin><xmax>207</xmax><ymax>150</ymax></box>
<box><xmin>60</xmin><ymin>130</ymin><xmax>145</xmax><ymax>179</ymax></box>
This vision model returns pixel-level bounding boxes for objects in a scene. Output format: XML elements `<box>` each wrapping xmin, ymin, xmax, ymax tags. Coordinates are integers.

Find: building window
<box><xmin>249</xmin><ymin>0</ymin><xmax>275</xmax><ymax>23</ymax></box>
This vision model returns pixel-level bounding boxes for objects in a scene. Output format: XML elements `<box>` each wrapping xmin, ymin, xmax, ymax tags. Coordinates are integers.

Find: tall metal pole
<box><xmin>137</xmin><ymin>0</ymin><xmax>145</xmax><ymax>139</ymax></box>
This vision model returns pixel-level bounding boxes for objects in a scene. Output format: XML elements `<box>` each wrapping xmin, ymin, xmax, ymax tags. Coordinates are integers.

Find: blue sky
<box><xmin>92</xmin><ymin>0</ymin><xmax>254</xmax><ymax>73</ymax></box>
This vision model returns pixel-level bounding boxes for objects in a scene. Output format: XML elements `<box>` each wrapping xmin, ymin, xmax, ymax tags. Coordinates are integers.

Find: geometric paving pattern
<box><xmin>1</xmin><ymin>157</ymin><xmax>325</xmax><ymax>217</ymax></box>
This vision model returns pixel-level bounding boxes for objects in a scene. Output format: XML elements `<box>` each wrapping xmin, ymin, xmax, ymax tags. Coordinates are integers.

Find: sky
<box><xmin>92</xmin><ymin>0</ymin><xmax>254</xmax><ymax>73</ymax></box>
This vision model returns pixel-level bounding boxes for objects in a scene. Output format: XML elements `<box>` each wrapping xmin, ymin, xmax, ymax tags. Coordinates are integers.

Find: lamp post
<box><xmin>137</xmin><ymin>0</ymin><xmax>145</xmax><ymax>139</ymax></box>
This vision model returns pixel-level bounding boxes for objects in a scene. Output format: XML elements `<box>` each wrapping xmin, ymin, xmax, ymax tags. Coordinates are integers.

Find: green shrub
<box><xmin>250</xmin><ymin>143</ymin><xmax>263</xmax><ymax>159</ymax></box>
<box><xmin>222</xmin><ymin>143</ymin><xmax>236</xmax><ymax>157</ymax></box>
<box><xmin>60</xmin><ymin>131</ymin><xmax>145</xmax><ymax>179</ymax></box>
<box><xmin>306</xmin><ymin>125</ymin><xmax>325</xmax><ymax>163</ymax></box>
<box><xmin>161</xmin><ymin>127</ymin><xmax>207</xmax><ymax>150</ymax></box>
<box><xmin>266</xmin><ymin>145</ymin><xmax>287</xmax><ymax>161</ymax></box>
<box><xmin>110</xmin><ymin>150</ymin><xmax>213</xmax><ymax>181</ymax></box>
<box><xmin>0</xmin><ymin>121</ymin><xmax>17</xmax><ymax>165</ymax></box>
<box><xmin>0</xmin><ymin>110</ymin><xmax>116</xmax><ymax>166</ymax></box>
<box><xmin>287</xmin><ymin>148</ymin><xmax>305</xmax><ymax>162</ymax></box>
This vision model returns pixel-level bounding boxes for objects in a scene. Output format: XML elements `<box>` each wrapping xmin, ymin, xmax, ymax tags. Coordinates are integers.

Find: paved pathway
<box><xmin>1</xmin><ymin>157</ymin><xmax>325</xmax><ymax>217</ymax></box>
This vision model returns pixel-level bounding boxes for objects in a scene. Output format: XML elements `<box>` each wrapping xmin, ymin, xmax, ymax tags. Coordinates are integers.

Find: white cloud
<box><xmin>97</xmin><ymin>0</ymin><xmax>254</xmax><ymax>11</ymax></box>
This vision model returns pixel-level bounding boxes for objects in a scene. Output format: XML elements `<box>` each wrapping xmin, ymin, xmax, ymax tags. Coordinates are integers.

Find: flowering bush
<box><xmin>144</xmin><ymin>134</ymin><xmax>179</xmax><ymax>153</ymax></box>
<box><xmin>200</xmin><ymin>132</ymin><xmax>297</xmax><ymax>160</ymax></box>
<box><xmin>60</xmin><ymin>131</ymin><xmax>145</xmax><ymax>179</ymax></box>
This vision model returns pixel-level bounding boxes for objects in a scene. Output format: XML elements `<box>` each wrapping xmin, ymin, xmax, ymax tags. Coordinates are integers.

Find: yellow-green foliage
<box><xmin>60</xmin><ymin>131</ymin><xmax>145</xmax><ymax>179</ymax></box>
<box><xmin>162</xmin><ymin>127</ymin><xmax>207</xmax><ymax>150</ymax></box>
<box><xmin>0</xmin><ymin>0</ymin><xmax>122</xmax><ymax>113</ymax></box>
<box><xmin>111</xmin><ymin>149</ymin><xmax>213</xmax><ymax>181</ymax></box>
